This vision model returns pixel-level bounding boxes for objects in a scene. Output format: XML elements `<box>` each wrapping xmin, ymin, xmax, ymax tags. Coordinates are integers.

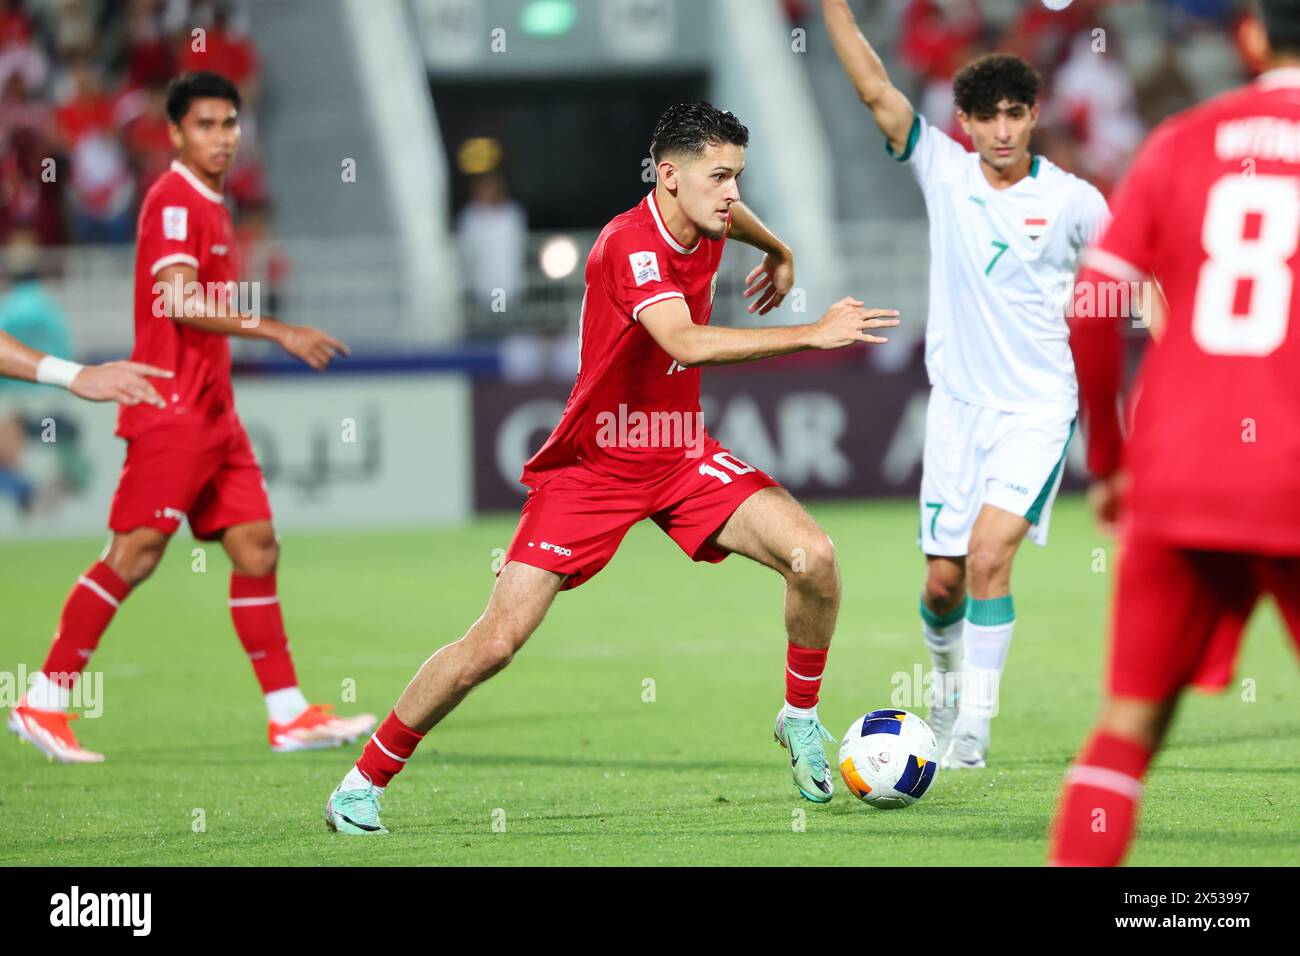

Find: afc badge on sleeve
<box><xmin>630</xmin><ymin>250</ymin><xmax>661</xmax><ymax>286</ymax></box>
<box><xmin>163</xmin><ymin>206</ymin><xmax>189</xmax><ymax>241</ymax></box>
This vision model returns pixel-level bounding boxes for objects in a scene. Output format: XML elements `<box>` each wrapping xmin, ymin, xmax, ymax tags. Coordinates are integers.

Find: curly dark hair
<box><xmin>649</xmin><ymin>102</ymin><xmax>749</xmax><ymax>164</ymax></box>
<box><xmin>1261</xmin><ymin>0</ymin><xmax>1300</xmax><ymax>55</ymax></box>
<box><xmin>952</xmin><ymin>54</ymin><xmax>1041</xmax><ymax>118</ymax></box>
<box><xmin>166</xmin><ymin>71</ymin><xmax>241</xmax><ymax>124</ymax></box>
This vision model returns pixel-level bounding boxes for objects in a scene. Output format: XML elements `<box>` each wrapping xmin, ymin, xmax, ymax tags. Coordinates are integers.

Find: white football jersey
<box><xmin>892</xmin><ymin>114</ymin><xmax>1110</xmax><ymax>414</ymax></box>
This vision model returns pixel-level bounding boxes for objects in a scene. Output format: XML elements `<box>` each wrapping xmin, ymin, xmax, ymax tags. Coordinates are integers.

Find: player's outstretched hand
<box><xmin>808</xmin><ymin>297</ymin><xmax>900</xmax><ymax>349</ymax></box>
<box><xmin>70</xmin><ymin>361</ymin><xmax>172</xmax><ymax>408</ymax></box>
<box><xmin>743</xmin><ymin>252</ymin><xmax>794</xmax><ymax>315</ymax></box>
<box><xmin>281</xmin><ymin>325</ymin><xmax>351</xmax><ymax>371</ymax></box>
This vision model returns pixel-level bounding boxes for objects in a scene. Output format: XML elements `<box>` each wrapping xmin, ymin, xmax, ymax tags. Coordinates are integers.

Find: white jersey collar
<box><xmin>972</xmin><ymin>153</ymin><xmax>1044</xmax><ymax>195</ymax></box>
<box><xmin>646</xmin><ymin>190</ymin><xmax>700</xmax><ymax>255</ymax></box>
<box><xmin>1257</xmin><ymin>66</ymin><xmax>1300</xmax><ymax>90</ymax></box>
<box><xmin>170</xmin><ymin>160</ymin><xmax>225</xmax><ymax>204</ymax></box>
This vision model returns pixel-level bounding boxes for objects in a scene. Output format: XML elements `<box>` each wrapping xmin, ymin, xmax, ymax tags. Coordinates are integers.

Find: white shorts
<box><xmin>918</xmin><ymin>386</ymin><xmax>1075</xmax><ymax>557</ymax></box>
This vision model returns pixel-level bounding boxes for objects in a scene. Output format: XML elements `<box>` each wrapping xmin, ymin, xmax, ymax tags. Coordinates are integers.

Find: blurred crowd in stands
<box><xmin>879</xmin><ymin>0</ymin><xmax>1250</xmax><ymax>194</ymax></box>
<box><xmin>780</xmin><ymin>0</ymin><xmax>1253</xmax><ymax>195</ymax></box>
<box><xmin>0</xmin><ymin>0</ymin><xmax>265</xmax><ymax>248</ymax></box>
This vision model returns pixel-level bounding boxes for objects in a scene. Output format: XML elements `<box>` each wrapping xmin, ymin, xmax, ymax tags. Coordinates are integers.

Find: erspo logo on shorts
<box><xmin>539</xmin><ymin>541</ymin><xmax>573</xmax><ymax>557</ymax></box>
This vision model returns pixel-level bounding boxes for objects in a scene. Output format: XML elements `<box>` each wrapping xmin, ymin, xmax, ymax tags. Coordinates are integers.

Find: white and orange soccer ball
<box><xmin>838</xmin><ymin>709</ymin><xmax>939</xmax><ymax>809</ymax></box>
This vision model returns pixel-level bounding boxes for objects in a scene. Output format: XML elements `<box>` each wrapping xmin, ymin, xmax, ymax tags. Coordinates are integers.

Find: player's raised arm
<box><xmin>727</xmin><ymin>201</ymin><xmax>794</xmax><ymax>315</ymax></box>
<box><xmin>638</xmin><ymin>295</ymin><xmax>898</xmax><ymax>367</ymax></box>
<box><xmin>0</xmin><ymin>329</ymin><xmax>172</xmax><ymax>408</ymax></box>
<box><xmin>822</xmin><ymin>0</ymin><xmax>916</xmax><ymax>155</ymax></box>
<box><xmin>153</xmin><ymin>262</ymin><xmax>350</xmax><ymax>371</ymax></box>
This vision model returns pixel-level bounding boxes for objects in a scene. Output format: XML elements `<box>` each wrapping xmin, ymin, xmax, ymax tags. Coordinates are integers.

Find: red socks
<box><xmin>1049</xmin><ymin>731</ymin><xmax>1153</xmax><ymax>866</ymax></box>
<box><xmin>40</xmin><ymin>566</ymin><xmax>302</xmax><ymax>704</ymax></box>
<box><xmin>785</xmin><ymin>643</ymin><xmax>829</xmax><ymax>709</ymax></box>
<box><xmin>355</xmin><ymin>711</ymin><xmax>426</xmax><ymax>788</ymax></box>
<box><xmin>40</xmin><ymin>562</ymin><xmax>131</xmax><ymax>686</ymax></box>
<box><xmin>229</xmin><ymin>573</ymin><xmax>299</xmax><ymax>693</ymax></box>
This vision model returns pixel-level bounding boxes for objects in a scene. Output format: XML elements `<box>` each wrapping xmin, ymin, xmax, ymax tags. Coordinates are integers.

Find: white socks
<box><xmin>24</xmin><ymin>671</ymin><xmax>70</xmax><ymax>712</ymax></box>
<box><xmin>921</xmin><ymin>597</ymin><xmax>966</xmax><ymax>706</ymax></box>
<box><xmin>957</xmin><ymin>596</ymin><xmax>1016</xmax><ymax>724</ymax></box>
<box><xmin>265</xmin><ymin>686</ymin><xmax>309</xmax><ymax>724</ymax></box>
<box><xmin>341</xmin><ymin>765</ymin><xmax>381</xmax><ymax>793</ymax></box>
<box><xmin>782</xmin><ymin>702</ymin><xmax>819</xmax><ymax>721</ymax></box>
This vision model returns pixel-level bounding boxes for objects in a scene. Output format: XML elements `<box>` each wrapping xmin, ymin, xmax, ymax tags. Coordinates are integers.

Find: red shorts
<box><xmin>505</xmin><ymin>441</ymin><xmax>780</xmax><ymax>590</ymax></box>
<box><xmin>109</xmin><ymin>419</ymin><xmax>273</xmax><ymax>540</ymax></box>
<box><xmin>1108</xmin><ymin>531</ymin><xmax>1300</xmax><ymax>700</ymax></box>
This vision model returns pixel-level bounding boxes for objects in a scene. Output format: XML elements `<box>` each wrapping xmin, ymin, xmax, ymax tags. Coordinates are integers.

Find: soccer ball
<box><xmin>838</xmin><ymin>709</ymin><xmax>939</xmax><ymax>809</ymax></box>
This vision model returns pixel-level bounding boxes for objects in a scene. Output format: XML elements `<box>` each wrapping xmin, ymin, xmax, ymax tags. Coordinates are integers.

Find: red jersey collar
<box><xmin>646</xmin><ymin>190</ymin><xmax>701</xmax><ymax>255</ymax></box>
<box><xmin>170</xmin><ymin>159</ymin><xmax>225</xmax><ymax>204</ymax></box>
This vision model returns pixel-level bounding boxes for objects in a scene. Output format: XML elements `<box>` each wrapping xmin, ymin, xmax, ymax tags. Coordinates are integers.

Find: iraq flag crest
<box><xmin>1023</xmin><ymin>215</ymin><xmax>1049</xmax><ymax>241</ymax></box>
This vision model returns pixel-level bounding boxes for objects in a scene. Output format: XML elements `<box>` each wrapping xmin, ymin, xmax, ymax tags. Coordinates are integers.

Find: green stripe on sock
<box><xmin>920</xmin><ymin>596</ymin><xmax>967</xmax><ymax>629</ymax></box>
<box><xmin>967</xmin><ymin>595</ymin><xmax>1015</xmax><ymax>627</ymax></box>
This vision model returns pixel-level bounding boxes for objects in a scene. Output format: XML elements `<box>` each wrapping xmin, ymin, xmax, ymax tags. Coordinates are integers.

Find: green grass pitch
<box><xmin>1</xmin><ymin>496</ymin><xmax>1296</xmax><ymax>866</ymax></box>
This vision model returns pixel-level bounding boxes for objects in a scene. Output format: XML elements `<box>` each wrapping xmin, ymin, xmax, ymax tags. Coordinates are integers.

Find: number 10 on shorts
<box><xmin>699</xmin><ymin>452</ymin><xmax>756</xmax><ymax>485</ymax></box>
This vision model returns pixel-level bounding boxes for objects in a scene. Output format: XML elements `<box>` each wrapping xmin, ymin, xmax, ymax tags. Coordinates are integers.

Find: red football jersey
<box><xmin>521</xmin><ymin>191</ymin><xmax>727</xmax><ymax>485</ymax></box>
<box><xmin>1077</xmin><ymin>67</ymin><xmax>1300</xmax><ymax>553</ymax></box>
<box><xmin>119</xmin><ymin>160</ymin><xmax>240</xmax><ymax>439</ymax></box>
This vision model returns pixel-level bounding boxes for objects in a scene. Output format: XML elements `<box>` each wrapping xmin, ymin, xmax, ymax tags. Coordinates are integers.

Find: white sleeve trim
<box><xmin>1079</xmin><ymin>248</ymin><xmax>1146</xmax><ymax>283</ymax></box>
<box><xmin>630</xmin><ymin>290</ymin><xmax>686</xmax><ymax>322</ymax></box>
<box><xmin>150</xmin><ymin>252</ymin><xmax>200</xmax><ymax>276</ymax></box>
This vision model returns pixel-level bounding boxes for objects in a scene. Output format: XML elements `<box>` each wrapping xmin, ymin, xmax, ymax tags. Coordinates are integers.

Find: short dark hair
<box><xmin>1260</xmin><ymin>0</ymin><xmax>1300</xmax><ymax>56</ymax></box>
<box><xmin>649</xmin><ymin>102</ymin><xmax>749</xmax><ymax>164</ymax></box>
<box><xmin>953</xmin><ymin>54</ymin><xmax>1041</xmax><ymax>117</ymax></box>
<box><xmin>165</xmin><ymin>71</ymin><xmax>241</xmax><ymax>124</ymax></box>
